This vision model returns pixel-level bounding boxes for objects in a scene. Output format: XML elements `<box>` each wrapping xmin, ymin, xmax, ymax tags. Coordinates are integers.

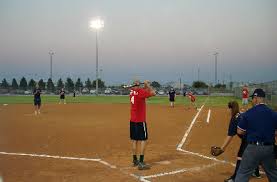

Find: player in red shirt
<box><xmin>242</xmin><ymin>85</ymin><xmax>249</xmax><ymax>111</ymax></box>
<box><xmin>186</xmin><ymin>91</ymin><xmax>198</xmax><ymax>110</ymax></box>
<box><xmin>129</xmin><ymin>80</ymin><xmax>156</xmax><ymax>170</ymax></box>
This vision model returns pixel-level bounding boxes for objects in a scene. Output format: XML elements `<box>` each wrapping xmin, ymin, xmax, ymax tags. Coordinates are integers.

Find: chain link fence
<box><xmin>233</xmin><ymin>80</ymin><xmax>277</xmax><ymax>108</ymax></box>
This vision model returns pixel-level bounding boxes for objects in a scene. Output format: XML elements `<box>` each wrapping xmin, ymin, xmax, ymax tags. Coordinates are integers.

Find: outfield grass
<box><xmin>0</xmin><ymin>95</ymin><xmax>241</xmax><ymax>107</ymax></box>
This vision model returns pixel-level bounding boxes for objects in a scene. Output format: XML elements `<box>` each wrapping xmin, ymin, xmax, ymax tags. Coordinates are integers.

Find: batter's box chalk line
<box><xmin>131</xmin><ymin>162</ymin><xmax>219</xmax><ymax>182</ymax></box>
<box><xmin>0</xmin><ymin>151</ymin><xmax>116</xmax><ymax>169</ymax></box>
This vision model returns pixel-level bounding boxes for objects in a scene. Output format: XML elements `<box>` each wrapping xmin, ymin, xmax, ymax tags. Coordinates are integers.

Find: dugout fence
<box><xmin>233</xmin><ymin>80</ymin><xmax>277</xmax><ymax>108</ymax></box>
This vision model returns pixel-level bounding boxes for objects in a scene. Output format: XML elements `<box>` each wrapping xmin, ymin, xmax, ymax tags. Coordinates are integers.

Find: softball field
<box><xmin>0</xmin><ymin>96</ymin><xmax>269</xmax><ymax>182</ymax></box>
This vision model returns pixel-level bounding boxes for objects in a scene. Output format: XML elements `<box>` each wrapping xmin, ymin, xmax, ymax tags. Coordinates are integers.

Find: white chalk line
<box><xmin>177</xmin><ymin>104</ymin><xmax>205</xmax><ymax>149</ymax></box>
<box><xmin>0</xmin><ymin>151</ymin><xmax>116</xmax><ymax>169</ymax></box>
<box><xmin>140</xmin><ymin>162</ymin><xmax>219</xmax><ymax>180</ymax></box>
<box><xmin>206</xmin><ymin>109</ymin><xmax>211</xmax><ymax>123</ymax></box>
<box><xmin>177</xmin><ymin>148</ymin><xmax>235</xmax><ymax>167</ymax></box>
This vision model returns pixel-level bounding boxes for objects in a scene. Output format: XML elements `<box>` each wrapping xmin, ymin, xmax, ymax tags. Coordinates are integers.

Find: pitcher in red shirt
<box><xmin>186</xmin><ymin>91</ymin><xmax>198</xmax><ymax>110</ymax></box>
<box><xmin>129</xmin><ymin>80</ymin><xmax>156</xmax><ymax>170</ymax></box>
<box><xmin>242</xmin><ymin>85</ymin><xmax>249</xmax><ymax>111</ymax></box>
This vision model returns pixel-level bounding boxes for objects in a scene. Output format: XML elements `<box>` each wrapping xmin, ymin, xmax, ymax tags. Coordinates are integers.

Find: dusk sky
<box><xmin>0</xmin><ymin>0</ymin><xmax>276</xmax><ymax>85</ymax></box>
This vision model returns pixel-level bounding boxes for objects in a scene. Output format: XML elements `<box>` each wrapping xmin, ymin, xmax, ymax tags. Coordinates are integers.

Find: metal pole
<box><xmin>49</xmin><ymin>51</ymin><xmax>54</xmax><ymax>80</ymax></box>
<box><xmin>197</xmin><ymin>67</ymin><xmax>200</xmax><ymax>81</ymax></box>
<box><xmin>96</xmin><ymin>31</ymin><xmax>99</xmax><ymax>95</ymax></box>
<box><xmin>214</xmin><ymin>52</ymin><xmax>218</xmax><ymax>85</ymax></box>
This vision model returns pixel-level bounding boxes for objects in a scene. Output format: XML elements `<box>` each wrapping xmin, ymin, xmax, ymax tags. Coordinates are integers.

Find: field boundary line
<box><xmin>177</xmin><ymin>104</ymin><xmax>205</xmax><ymax>149</ymax></box>
<box><xmin>139</xmin><ymin>162</ymin><xmax>219</xmax><ymax>181</ymax></box>
<box><xmin>0</xmin><ymin>151</ymin><xmax>117</xmax><ymax>169</ymax></box>
<box><xmin>177</xmin><ymin>148</ymin><xmax>235</xmax><ymax>166</ymax></box>
<box><xmin>206</xmin><ymin>109</ymin><xmax>211</xmax><ymax>123</ymax></box>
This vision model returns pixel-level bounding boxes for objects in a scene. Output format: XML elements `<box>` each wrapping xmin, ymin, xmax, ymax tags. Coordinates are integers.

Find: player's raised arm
<box><xmin>143</xmin><ymin>80</ymin><xmax>156</xmax><ymax>96</ymax></box>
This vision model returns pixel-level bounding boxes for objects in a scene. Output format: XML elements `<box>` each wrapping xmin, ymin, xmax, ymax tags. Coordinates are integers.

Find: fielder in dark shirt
<box><xmin>33</xmin><ymin>85</ymin><xmax>42</xmax><ymax>115</ymax></box>
<box><xmin>168</xmin><ymin>88</ymin><xmax>176</xmax><ymax>108</ymax></box>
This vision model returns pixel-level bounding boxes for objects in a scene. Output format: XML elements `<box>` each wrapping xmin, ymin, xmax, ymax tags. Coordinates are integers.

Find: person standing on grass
<box><xmin>59</xmin><ymin>88</ymin><xmax>66</xmax><ymax>104</ymax></box>
<box><xmin>168</xmin><ymin>88</ymin><xmax>176</xmax><ymax>108</ymax></box>
<box><xmin>236</xmin><ymin>88</ymin><xmax>277</xmax><ymax>182</ymax></box>
<box><xmin>129</xmin><ymin>80</ymin><xmax>156</xmax><ymax>170</ymax></box>
<box><xmin>186</xmin><ymin>91</ymin><xmax>198</xmax><ymax>110</ymax></box>
<box><xmin>33</xmin><ymin>84</ymin><xmax>42</xmax><ymax>115</ymax></box>
<box><xmin>242</xmin><ymin>85</ymin><xmax>249</xmax><ymax>111</ymax></box>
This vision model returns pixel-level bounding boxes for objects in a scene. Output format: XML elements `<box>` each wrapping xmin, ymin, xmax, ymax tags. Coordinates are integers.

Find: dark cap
<box><xmin>250</xmin><ymin>88</ymin><xmax>265</xmax><ymax>98</ymax></box>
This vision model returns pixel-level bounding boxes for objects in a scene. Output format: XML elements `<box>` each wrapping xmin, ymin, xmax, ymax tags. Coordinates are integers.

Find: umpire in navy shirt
<box><xmin>235</xmin><ymin>88</ymin><xmax>277</xmax><ymax>182</ymax></box>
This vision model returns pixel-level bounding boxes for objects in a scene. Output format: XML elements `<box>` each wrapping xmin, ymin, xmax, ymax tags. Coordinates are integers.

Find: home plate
<box><xmin>3</xmin><ymin>104</ymin><xmax>8</xmax><ymax>106</ymax></box>
<box><xmin>155</xmin><ymin>160</ymin><xmax>171</xmax><ymax>165</ymax></box>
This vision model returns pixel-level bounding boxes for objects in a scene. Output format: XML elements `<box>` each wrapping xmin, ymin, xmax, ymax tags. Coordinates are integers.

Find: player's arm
<box><xmin>237</xmin><ymin>114</ymin><xmax>247</xmax><ymax>135</ymax></box>
<box><xmin>220</xmin><ymin>136</ymin><xmax>233</xmax><ymax>151</ymax></box>
<box><xmin>144</xmin><ymin>80</ymin><xmax>156</xmax><ymax>96</ymax></box>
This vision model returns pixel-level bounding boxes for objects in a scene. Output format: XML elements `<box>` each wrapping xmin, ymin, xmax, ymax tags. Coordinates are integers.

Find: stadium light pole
<box><xmin>90</xmin><ymin>18</ymin><xmax>104</xmax><ymax>96</ymax></box>
<box><xmin>214</xmin><ymin>52</ymin><xmax>219</xmax><ymax>85</ymax></box>
<box><xmin>49</xmin><ymin>51</ymin><xmax>54</xmax><ymax>80</ymax></box>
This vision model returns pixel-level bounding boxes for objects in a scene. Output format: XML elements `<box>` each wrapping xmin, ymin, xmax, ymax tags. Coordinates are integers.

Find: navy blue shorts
<box><xmin>34</xmin><ymin>99</ymin><xmax>41</xmax><ymax>106</ymax></box>
<box><xmin>130</xmin><ymin>122</ymin><xmax>148</xmax><ymax>141</ymax></box>
<box><xmin>60</xmin><ymin>95</ymin><xmax>65</xmax><ymax>99</ymax></box>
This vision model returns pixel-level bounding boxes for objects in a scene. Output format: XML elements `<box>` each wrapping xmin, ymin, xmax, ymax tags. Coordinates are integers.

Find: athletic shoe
<box><xmin>224</xmin><ymin>177</ymin><xmax>234</xmax><ymax>182</ymax></box>
<box><xmin>133</xmin><ymin>160</ymin><xmax>139</xmax><ymax>167</ymax></box>
<box><xmin>252</xmin><ymin>172</ymin><xmax>262</xmax><ymax>179</ymax></box>
<box><xmin>138</xmin><ymin>162</ymin><xmax>150</xmax><ymax>170</ymax></box>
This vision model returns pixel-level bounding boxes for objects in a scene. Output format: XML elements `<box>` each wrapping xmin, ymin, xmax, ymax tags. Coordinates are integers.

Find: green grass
<box><xmin>0</xmin><ymin>95</ymin><xmax>241</xmax><ymax>107</ymax></box>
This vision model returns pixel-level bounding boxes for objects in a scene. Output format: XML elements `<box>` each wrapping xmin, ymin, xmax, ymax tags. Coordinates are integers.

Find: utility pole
<box><xmin>214</xmin><ymin>52</ymin><xmax>219</xmax><ymax>85</ymax></box>
<box><xmin>49</xmin><ymin>51</ymin><xmax>54</xmax><ymax>79</ymax></box>
<box><xmin>197</xmin><ymin>67</ymin><xmax>200</xmax><ymax>81</ymax></box>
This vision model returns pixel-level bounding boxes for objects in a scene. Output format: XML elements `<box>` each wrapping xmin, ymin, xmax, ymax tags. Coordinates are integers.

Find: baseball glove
<box><xmin>211</xmin><ymin>146</ymin><xmax>224</xmax><ymax>156</ymax></box>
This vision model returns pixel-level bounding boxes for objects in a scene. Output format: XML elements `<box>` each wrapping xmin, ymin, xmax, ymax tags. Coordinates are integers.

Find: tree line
<box><xmin>1</xmin><ymin>78</ymin><xmax>227</xmax><ymax>93</ymax></box>
<box><xmin>0</xmin><ymin>77</ymin><xmax>105</xmax><ymax>92</ymax></box>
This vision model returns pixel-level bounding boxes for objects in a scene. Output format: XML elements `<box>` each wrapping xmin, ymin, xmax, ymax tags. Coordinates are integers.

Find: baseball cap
<box><xmin>250</xmin><ymin>88</ymin><xmax>265</xmax><ymax>98</ymax></box>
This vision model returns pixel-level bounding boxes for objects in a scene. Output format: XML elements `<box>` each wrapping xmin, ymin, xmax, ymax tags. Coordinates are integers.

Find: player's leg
<box><xmin>130</xmin><ymin>122</ymin><xmax>139</xmax><ymax>166</ymax></box>
<box><xmin>192</xmin><ymin>101</ymin><xmax>197</xmax><ymax>110</ymax></box>
<box><xmin>34</xmin><ymin>100</ymin><xmax>38</xmax><ymax>115</ymax></box>
<box><xmin>260</xmin><ymin>146</ymin><xmax>277</xmax><ymax>182</ymax></box>
<box><xmin>132</xmin><ymin>140</ymin><xmax>139</xmax><ymax>166</ymax></box>
<box><xmin>226</xmin><ymin>140</ymin><xmax>247</xmax><ymax>181</ymax></box>
<box><xmin>37</xmin><ymin>101</ymin><xmax>41</xmax><ymax>114</ymax></box>
<box><xmin>235</xmin><ymin>145</ymin><xmax>261</xmax><ymax>182</ymax></box>
<box><xmin>138</xmin><ymin>122</ymin><xmax>150</xmax><ymax>170</ymax></box>
<box><xmin>34</xmin><ymin>105</ymin><xmax>38</xmax><ymax>115</ymax></box>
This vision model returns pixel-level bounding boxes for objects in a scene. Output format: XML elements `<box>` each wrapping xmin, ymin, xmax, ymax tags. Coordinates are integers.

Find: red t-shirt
<box><xmin>242</xmin><ymin>88</ymin><xmax>249</xmax><ymax>99</ymax></box>
<box><xmin>130</xmin><ymin>88</ymin><xmax>152</xmax><ymax>122</ymax></box>
<box><xmin>187</xmin><ymin>92</ymin><xmax>196</xmax><ymax>102</ymax></box>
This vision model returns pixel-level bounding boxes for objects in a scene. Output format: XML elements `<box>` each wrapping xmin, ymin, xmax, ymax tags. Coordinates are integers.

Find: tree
<box><xmin>92</xmin><ymin>79</ymin><xmax>105</xmax><ymax>89</ymax></box>
<box><xmin>65</xmin><ymin>77</ymin><xmax>75</xmax><ymax>92</ymax></box>
<box><xmin>11</xmin><ymin>78</ymin><xmax>18</xmax><ymax>89</ymax></box>
<box><xmin>75</xmin><ymin>78</ymin><xmax>83</xmax><ymax>91</ymax></box>
<box><xmin>214</xmin><ymin>83</ymin><xmax>226</xmax><ymax>88</ymax></box>
<box><xmin>38</xmin><ymin>79</ymin><xmax>46</xmax><ymax>90</ymax></box>
<box><xmin>19</xmin><ymin>77</ymin><xmax>28</xmax><ymax>90</ymax></box>
<box><xmin>28</xmin><ymin>79</ymin><xmax>36</xmax><ymax>90</ymax></box>
<box><xmin>56</xmin><ymin>78</ymin><xmax>64</xmax><ymax>90</ymax></box>
<box><xmin>192</xmin><ymin>81</ymin><xmax>208</xmax><ymax>88</ymax></box>
<box><xmin>47</xmin><ymin>78</ymin><xmax>55</xmax><ymax>92</ymax></box>
<box><xmin>151</xmin><ymin>81</ymin><xmax>161</xmax><ymax>88</ymax></box>
<box><xmin>85</xmin><ymin>78</ymin><xmax>92</xmax><ymax>90</ymax></box>
<box><xmin>1</xmin><ymin>78</ymin><xmax>9</xmax><ymax>89</ymax></box>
